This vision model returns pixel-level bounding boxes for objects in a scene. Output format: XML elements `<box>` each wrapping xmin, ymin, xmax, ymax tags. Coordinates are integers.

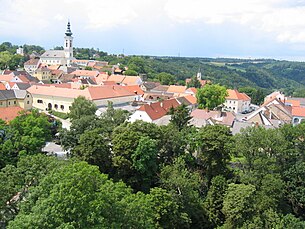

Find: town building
<box><xmin>40</xmin><ymin>21</ymin><xmax>75</xmax><ymax>66</ymax></box>
<box><xmin>223</xmin><ymin>89</ymin><xmax>251</xmax><ymax>113</ymax></box>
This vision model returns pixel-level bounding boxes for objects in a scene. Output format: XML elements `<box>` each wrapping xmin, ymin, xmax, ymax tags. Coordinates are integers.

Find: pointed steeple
<box><xmin>65</xmin><ymin>21</ymin><xmax>73</xmax><ymax>36</ymax></box>
<box><xmin>197</xmin><ymin>67</ymin><xmax>202</xmax><ymax>80</ymax></box>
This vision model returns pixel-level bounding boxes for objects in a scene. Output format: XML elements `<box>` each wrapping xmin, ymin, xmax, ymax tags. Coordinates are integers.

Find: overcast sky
<box><xmin>2</xmin><ymin>0</ymin><xmax>305</xmax><ymax>60</ymax></box>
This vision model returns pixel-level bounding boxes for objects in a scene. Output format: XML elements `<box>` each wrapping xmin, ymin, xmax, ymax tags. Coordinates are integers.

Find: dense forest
<box><xmin>1</xmin><ymin>98</ymin><xmax>305</xmax><ymax>228</ymax></box>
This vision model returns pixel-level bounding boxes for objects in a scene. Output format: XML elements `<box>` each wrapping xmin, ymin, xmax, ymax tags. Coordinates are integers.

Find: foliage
<box><xmin>195</xmin><ymin>125</ymin><xmax>233</xmax><ymax>182</ymax></box>
<box><xmin>222</xmin><ymin>183</ymin><xmax>256</xmax><ymax>228</ymax></box>
<box><xmin>157</xmin><ymin>72</ymin><xmax>176</xmax><ymax>85</ymax></box>
<box><xmin>169</xmin><ymin>104</ymin><xmax>192</xmax><ymax>131</ymax></box>
<box><xmin>160</xmin><ymin>157</ymin><xmax>208</xmax><ymax>228</ymax></box>
<box><xmin>124</xmin><ymin>69</ymin><xmax>138</xmax><ymax>76</ymax></box>
<box><xmin>196</xmin><ymin>83</ymin><xmax>228</xmax><ymax>109</ymax></box>
<box><xmin>68</xmin><ymin>96</ymin><xmax>97</xmax><ymax>120</ymax></box>
<box><xmin>204</xmin><ymin>175</ymin><xmax>228</xmax><ymax>227</ymax></box>
<box><xmin>8</xmin><ymin>161</ymin><xmax>155</xmax><ymax>229</ymax></box>
<box><xmin>187</xmin><ymin>76</ymin><xmax>202</xmax><ymax>88</ymax></box>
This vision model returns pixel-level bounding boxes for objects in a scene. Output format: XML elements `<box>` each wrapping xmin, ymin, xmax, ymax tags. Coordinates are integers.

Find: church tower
<box><xmin>64</xmin><ymin>21</ymin><xmax>73</xmax><ymax>66</ymax></box>
<box><xmin>197</xmin><ymin>68</ymin><xmax>202</xmax><ymax>80</ymax></box>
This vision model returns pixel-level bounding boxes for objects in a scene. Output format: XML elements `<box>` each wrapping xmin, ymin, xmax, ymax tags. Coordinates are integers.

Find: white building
<box><xmin>40</xmin><ymin>21</ymin><xmax>75</xmax><ymax>67</ymax></box>
<box><xmin>223</xmin><ymin>89</ymin><xmax>251</xmax><ymax>113</ymax></box>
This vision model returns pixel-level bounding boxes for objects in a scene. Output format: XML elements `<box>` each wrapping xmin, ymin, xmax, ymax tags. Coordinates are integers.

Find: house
<box><xmin>141</xmin><ymin>82</ymin><xmax>160</xmax><ymax>92</ymax></box>
<box><xmin>223</xmin><ymin>89</ymin><xmax>251</xmax><ymax>113</ymax></box>
<box><xmin>10</xmin><ymin>82</ymin><xmax>31</xmax><ymax>90</ymax></box>
<box><xmin>264</xmin><ymin>91</ymin><xmax>285</xmax><ymax>104</ymax></box>
<box><xmin>245</xmin><ymin>98</ymin><xmax>292</xmax><ymax>126</ymax></box>
<box><xmin>0</xmin><ymin>90</ymin><xmax>32</xmax><ymax>110</ymax></box>
<box><xmin>32</xmin><ymin>66</ymin><xmax>52</xmax><ymax>81</ymax></box>
<box><xmin>24</xmin><ymin>58</ymin><xmax>40</xmax><ymax>73</ymax></box>
<box><xmin>190</xmin><ymin>109</ymin><xmax>235</xmax><ymax>127</ymax></box>
<box><xmin>166</xmin><ymin>85</ymin><xmax>187</xmax><ymax>96</ymax></box>
<box><xmin>0</xmin><ymin>106</ymin><xmax>23</xmax><ymax>122</ymax></box>
<box><xmin>27</xmin><ymin>85</ymin><xmax>136</xmax><ymax>113</ymax></box>
<box><xmin>292</xmin><ymin>107</ymin><xmax>305</xmax><ymax>125</ymax></box>
<box><xmin>129</xmin><ymin>98</ymin><xmax>180</xmax><ymax>123</ymax></box>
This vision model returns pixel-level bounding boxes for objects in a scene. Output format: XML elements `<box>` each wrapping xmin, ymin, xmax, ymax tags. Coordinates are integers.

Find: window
<box><xmin>0</xmin><ymin>102</ymin><xmax>2</xmax><ymax>105</ymax></box>
<box><xmin>60</xmin><ymin>105</ymin><xmax>64</xmax><ymax>110</ymax></box>
<box><xmin>37</xmin><ymin>99</ymin><xmax>43</xmax><ymax>104</ymax></box>
<box><xmin>27</xmin><ymin>101</ymin><xmax>30</xmax><ymax>104</ymax></box>
<box><xmin>293</xmin><ymin>117</ymin><xmax>298</xmax><ymax>123</ymax></box>
<box><xmin>54</xmin><ymin>104</ymin><xmax>58</xmax><ymax>109</ymax></box>
<box><xmin>14</xmin><ymin>101</ymin><xmax>16</xmax><ymax>104</ymax></box>
<box><xmin>27</xmin><ymin>94</ymin><xmax>30</xmax><ymax>98</ymax></box>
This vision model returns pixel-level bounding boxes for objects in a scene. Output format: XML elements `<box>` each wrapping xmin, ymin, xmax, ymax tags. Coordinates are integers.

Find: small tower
<box><xmin>197</xmin><ymin>68</ymin><xmax>202</xmax><ymax>80</ymax></box>
<box><xmin>64</xmin><ymin>21</ymin><xmax>73</xmax><ymax>66</ymax></box>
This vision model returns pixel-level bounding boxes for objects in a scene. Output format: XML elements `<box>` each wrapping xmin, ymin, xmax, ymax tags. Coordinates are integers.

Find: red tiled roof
<box><xmin>123</xmin><ymin>85</ymin><xmax>144</xmax><ymax>95</ymax></box>
<box><xmin>0</xmin><ymin>106</ymin><xmax>23</xmax><ymax>122</ymax></box>
<box><xmin>87</xmin><ymin>85</ymin><xmax>134</xmax><ymax>100</ymax></box>
<box><xmin>226</xmin><ymin>89</ymin><xmax>250</xmax><ymax>101</ymax></box>
<box><xmin>0</xmin><ymin>82</ymin><xmax>6</xmax><ymax>90</ymax></box>
<box><xmin>292</xmin><ymin>107</ymin><xmax>305</xmax><ymax>117</ymax></box>
<box><xmin>167</xmin><ymin>85</ymin><xmax>187</xmax><ymax>94</ymax></box>
<box><xmin>138</xmin><ymin>98</ymin><xmax>180</xmax><ymax>120</ymax></box>
<box><xmin>70</xmin><ymin>70</ymin><xmax>99</xmax><ymax>77</ymax></box>
<box><xmin>286</xmin><ymin>99</ymin><xmax>300</xmax><ymax>107</ymax></box>
<box><xmin>184</xmin><ymin>95</ymin><xmax>197</xmax><ymax>105</ymax></box>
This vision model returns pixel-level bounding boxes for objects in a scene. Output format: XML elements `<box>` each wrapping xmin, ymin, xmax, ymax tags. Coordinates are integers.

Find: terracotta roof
<box><xmin>137</xmin><ymin>98</ymin><xmax>180</xmax><ymax>121</ymax></box>
<box><xmin>191</xmin><ymin>109</ymin><xmax>235</xmax><ymax>126</ymax></box>
<box><xmin>167</xmin><ymin>85</ymin><xmax>187</xmax><ymax>94</ymax></box>
<box><xmin>292</xmin><ymin>107</ymin><xmax>305</xmax><ymax>117</ymax></box>
<box><xmin>285</xmin><ymin>99</ymin><xmax>300</xmax><ymax>107</ymax></box>
<box><xmin>18</xmin><ymin>75</ymin><xmax>31</xmax><ymax>83</ymax></box>
<box><xmin>138</xmin><ymin>103</ymin><xmax>167</xmax><ymax>121</ymax></box>
<box><xmin>184</xmin><ymin>95</ymin><xmax>197</xmax><ymax>105</ymax></box>
<box><xmin>27</xmin><ymin>85</ymin><xmax>90</xmax><ymax>99</ymax></box>
<box><xmin>161</xmin><ymin>98</ymin><xmax>180</xmax><ymax>112</ymax></box>
<box><xmin>70</xmin><ymin>70</ymin><xmax>99</xmax><ymax>77</ymax></box>
<box><xmin>0</xmin><ymin>74</ymin><xmax>13</xmax><ymax>82</ymax></box>
<box><xmin>0</xmin><ymin>106</ymin><xmax>23</xmax><ymax>122</ymax></box>
<box><xmin>24</xmin><ymin>58</ymin><xmax>39</xmax><ymax>66</ymax></box>
<box><xmin>123</xmin><ymin>85</ymin><xmax>144</xmax><ymax>95</ymax></box>
<box><xmin>48</xmin><ymin>65</ymin><xmax>61</xmax><ymax>70</ymax></box>
<box><xmin>226</xmin><ymin>89</ymin><xmax>251</xmax><ymax>101</ymax></box>
<box><xmin>106</xmin><ymin>75</ymin><xmax>142</xmax><ymax>85</ymax></box>
<box><xmin>186</xmin><ymin>87</ymin><xmax>197</xmax><ymax>94</ymax></box>
<box><xmin>151</xmin><ymin>85</ymin><xmax>170</xmax><ymax>92</ymax></box>
<box><xmin>87</xmin><ymin>85</ymin><xmax>134</xmax><ymax>100</ymax></box>
<box><xmin>0</xmin><ymin>83</ymin><xmax>6</xmax><ymax>90</ymax></box>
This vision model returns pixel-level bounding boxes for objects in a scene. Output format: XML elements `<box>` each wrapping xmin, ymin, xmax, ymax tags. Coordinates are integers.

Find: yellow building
<box><xmin>0</xmin><ymin>90</ymin><xmax>32</xmax><ymax>110</ymax></box>
<box><xmin>27</xmin><ymin>85</ymin><xmax>136</xmax><ymax>113</ymax></box>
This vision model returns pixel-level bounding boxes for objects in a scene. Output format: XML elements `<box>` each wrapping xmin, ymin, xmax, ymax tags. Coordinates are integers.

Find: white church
<box><xmin>40</xmin><ymin>21</ymin><xmax>75</xmax><ymax>66</ymax></box>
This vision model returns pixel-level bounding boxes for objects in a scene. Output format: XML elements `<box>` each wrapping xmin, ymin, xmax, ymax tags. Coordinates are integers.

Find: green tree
<box><xmin>111</xmin><ymin>121</ymin><xmax>161</xmax><ymax>184</ymax></box>
<box><xmin>131</xmin><ymin>136</ymin><xmax>159</xmax><ymax>191</ymax></box>
<box><xmin>169</xmin><ymin>104</ymin><xmax>192</xmax><ymax>131</ymax></box>
<box><xmin>148</xmin><ymin>187</ymin><xmax>189</xmax><ymax>228</ymax></box>
<box><xmin>8</xmin><ymin>161</ymin><xmax>155</xmax><ymax>229</ymax></box>
<box><xmin>195</xmin><ymin>125</ymin><xmax>232</xmax><ymax>182</ymax></box>
<box><xmin>0</xmin><ymin>155</ymin><xmax>65</xmax><ymax>226</ymax></box>
<box><xmin>187</xmin><ymin>76</ymin><xmax>202</xmax><ymax>88</ymax></box>
<box><xmin>72</xmin><ymin>129</ymin><xmax>112</xmax><ymax>173</ymax></box>
<box><xmin>284</xmin><ymin>161</ymin><xmax>305</xmax><ymax>217</ymax></box>
<box><xmin>157</xmin><ymin>72</ymin><xmax>176</xmax><ymax>85</ymax></box>
<box><xmin>160</xmin><ymin>157</ymin><xmax>208</xmax><ymax>228</ymax></box>
<box><xmin>124</xmin><ymin>69</ymin><xmax>138</xmax><ymax>76</ymax></box>
<box><xmin>69</xmin><ymin>96</ymin><xmax>97</xmax><ymax>120</ymax></box>
<box><xmin>222</xmin><ymin>183</ymin><xmax>256</xmax><ymax>228</ymax></box>
<box><xmin>204</xmin><ymin>175</ymin><xmax>228</xmax><ymax>227</ymax></box>
<box><xmin>196</xmin><ymin>83</ymin><xmax>227</xmax><ymax>110</ymax></box>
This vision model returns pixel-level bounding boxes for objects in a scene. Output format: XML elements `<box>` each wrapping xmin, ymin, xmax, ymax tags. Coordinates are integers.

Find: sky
<box><xmin>2</xmin><ymin>0</ymin><xmax>305</xmax><ymax>60</ymax></box>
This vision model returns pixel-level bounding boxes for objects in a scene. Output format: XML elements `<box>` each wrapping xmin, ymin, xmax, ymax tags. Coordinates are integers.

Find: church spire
<box><xmin>65</xmin><ymin>21</ymin><xmax>73</xmax><ymax>36</ymax></box>
<box><xmin>197</xmin><ymin>67</ymin><xmax>202</xmax><ymax>80</ymax></box>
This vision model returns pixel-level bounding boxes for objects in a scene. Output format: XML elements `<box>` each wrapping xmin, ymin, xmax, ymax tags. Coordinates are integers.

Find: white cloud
<box><xmin>164</xmin><ymin>0</ymin><xmax>305</xmax><ymax>44</ymax></box>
